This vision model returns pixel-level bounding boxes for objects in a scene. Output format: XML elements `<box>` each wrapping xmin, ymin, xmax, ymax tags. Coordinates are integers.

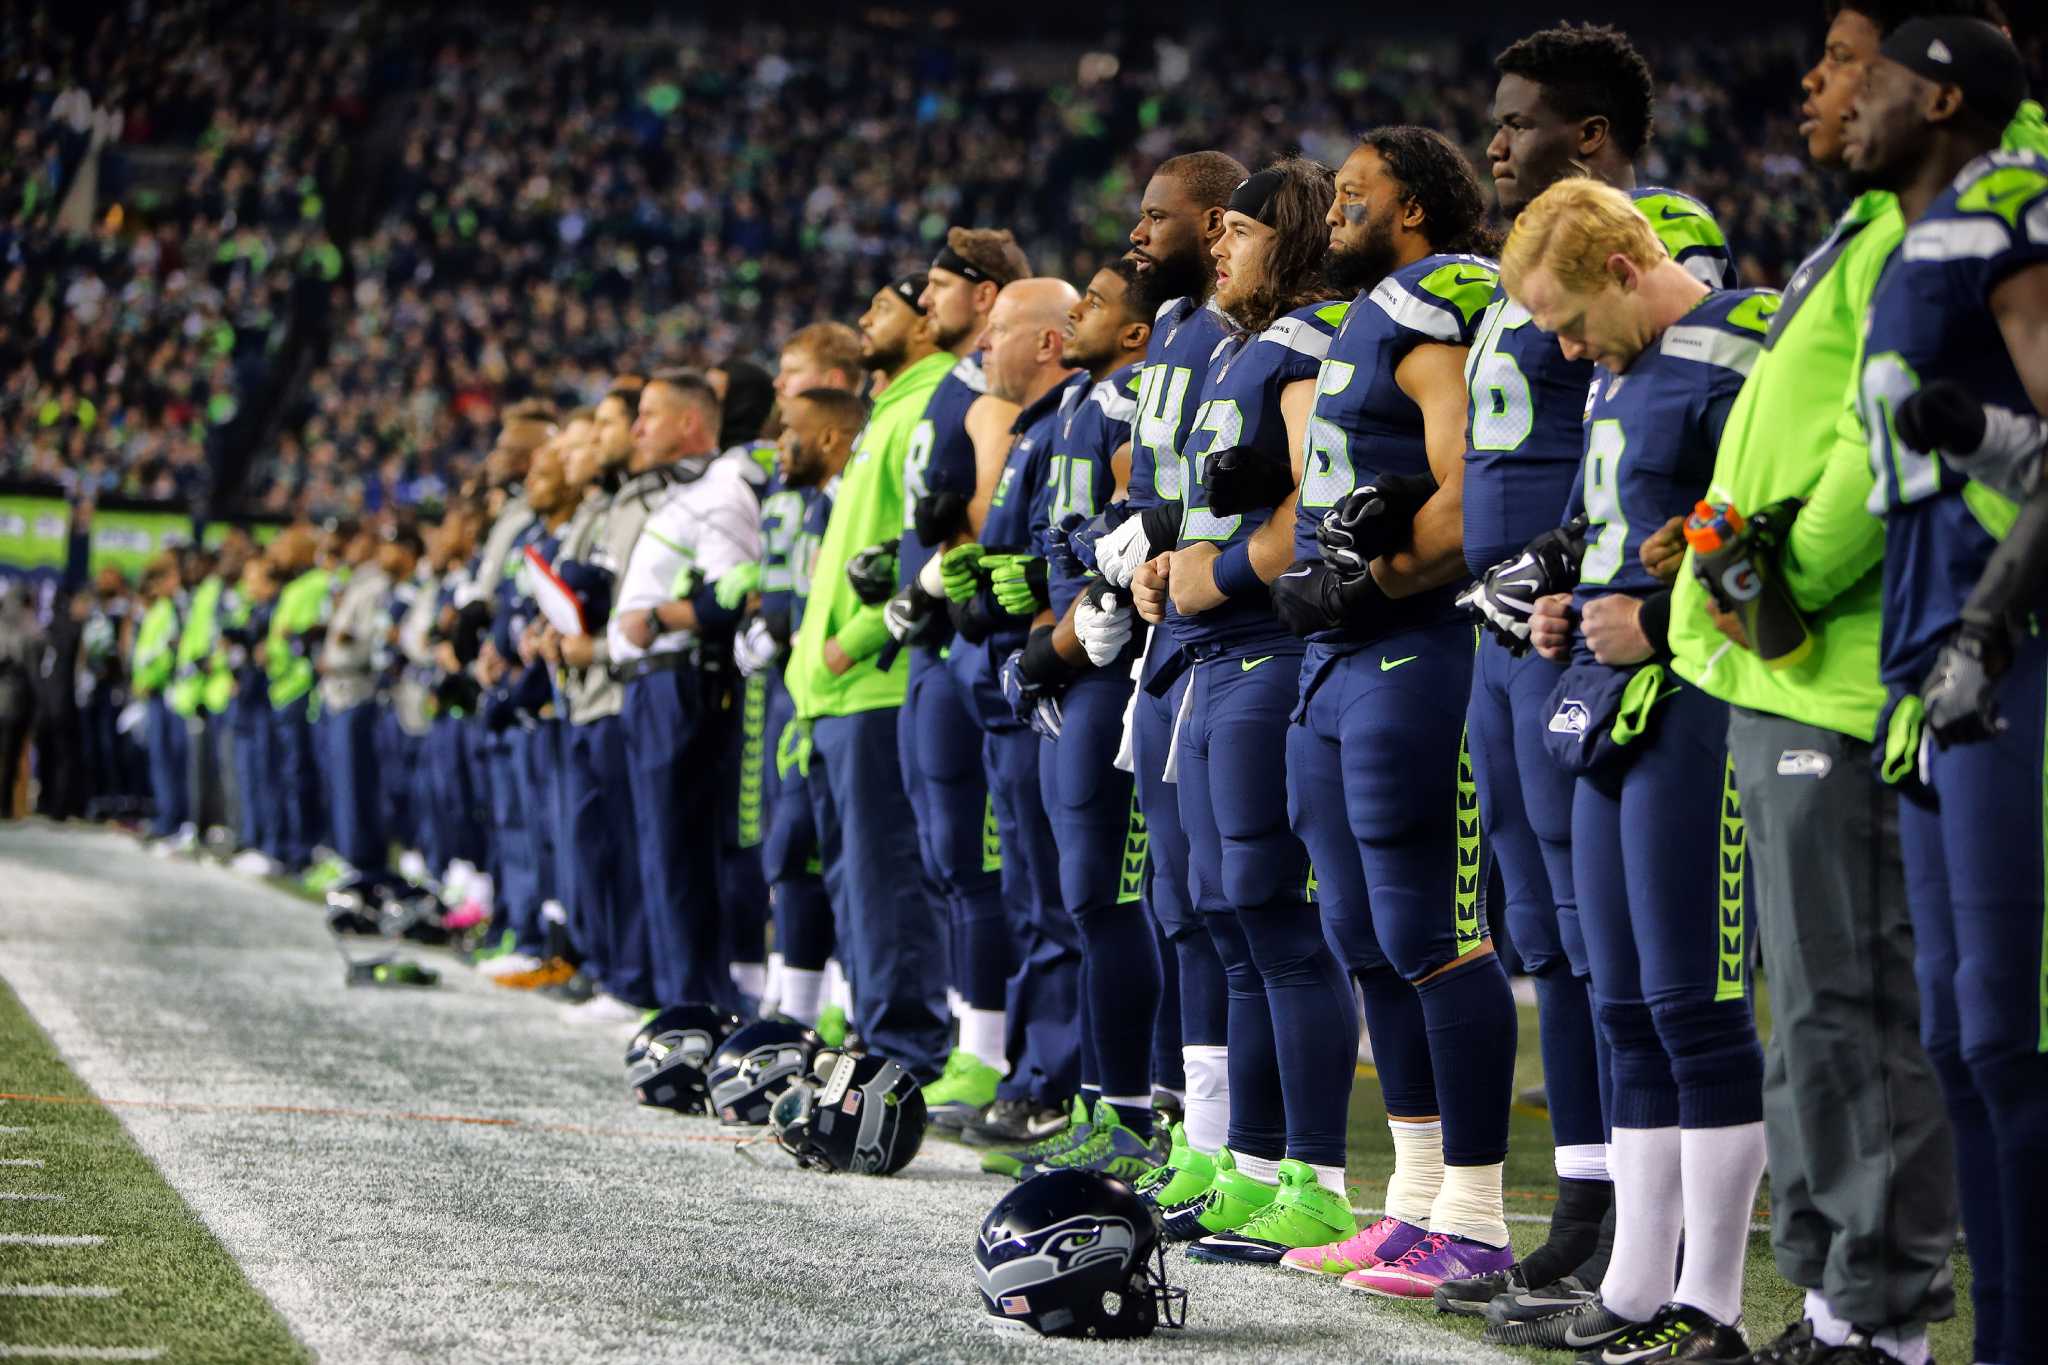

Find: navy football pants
<box><xmin>983</xmin><ymin>723</ymin><xmax>1082</xmax><ymax>1105</ymax></box>
<box><xmin>761</xmin><ymin>677</ymin><xmax>833</xmax><ymax>973</ymax></box>
<box><xmin>623</xmin><ymin>666</ymin><xmax>734</xmax><ymax>1012</ymax></box>
<box><xmin>566</xmin><ymin>714</ymin><xmax>650</xmax><ymax>1006</ymax></box>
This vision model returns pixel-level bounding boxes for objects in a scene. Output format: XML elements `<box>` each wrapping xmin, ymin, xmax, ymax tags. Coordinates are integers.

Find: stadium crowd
<box><xmin>5</xmin><ymin>3</ymin><xmax>2048</xmax><ymax>1363</ymax></box>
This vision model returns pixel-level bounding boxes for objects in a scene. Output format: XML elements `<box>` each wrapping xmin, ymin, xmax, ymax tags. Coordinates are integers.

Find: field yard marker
<box><xmin>0</xmin><ymin>1287</ymin><xmax>120</xmax><ymax>1299</ymax></box>
<box><xmin>0</xmin><ymin>1195</ymin><xmax>61</xmax><ymax>1203</ymax></box>
<box><xmin>0</xmin><ymin>1160</ymin><xmax>44</xmax><ymax>1168</ymax></box>
<box><xmin>0</xmin><ymin>1126</ymin><xmax>28</xmax><ymax>1133</ymax></box>
<box><xmin>0</xmin><ymin>1236</ymin><xmax>103</xmax><ymax>1248</ymax></box>
<box><xmin>0</xmin><ymin>1348</ymin><xmax>163</xmax><ymax>1360</ymax></box>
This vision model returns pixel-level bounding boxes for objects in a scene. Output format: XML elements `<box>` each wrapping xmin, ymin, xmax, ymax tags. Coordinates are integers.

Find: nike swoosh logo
<box><xmin>1241</xmin><ymin>655</ymin><xmax>1275</xmax><ymax>672</ymax></box>
<box><xmin>1380</xmin><ymin>655</ymin><xmax>1418</xmax><ymax>671</ymax></box>
<box><xmin>1658</xmin><ymin>205</ymin><xmax>1698</xmax><ymax>220</ymax></box>
<box><xmin>1452</xmin><ymin>271</ymin><xmax>1493</xmax><ymax>287</ymax></box>
<box><xmin>1279</xmin><ymin>565</ymin><xmax>1315</xmax><ymax>580</ymax></box>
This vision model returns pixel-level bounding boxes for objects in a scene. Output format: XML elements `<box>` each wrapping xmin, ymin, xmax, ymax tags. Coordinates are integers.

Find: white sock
<box><xmin>1102</xmin><ymin>1093</ymin><xmax>1152</xmax><ymax>1123</ymax></box>
<box><xmin>1430</xmin><ymin>1161</ymin><xmax>1508</xmax><ymax>1248</ymax></box>
<box><xmin>760</xmin><ymin>953</ymin><xmax>784</xmax><ymax>1017</ymax></box>
<box><xmin>398</xmin><ymin>849</ymin><xmax>427</xmax><ymax>883</ymax></box>
<box><xmin>1308</xmin><ymin>1162</ymin><xmax>1346</xmax><ymax>1198</ymax></box>
<box><xmin>1181</xmin><ymin>1045</ymin><xmax>1229</xmax><ymax>1153</ymax></box>
<box><xmin>1234</xmin><ymin>1152</ymin><xmax>1280</xmax><ymax>1184</ymax></box>
<box><xmin>1865</xmin><ymin>1325</ymin><xmax>1929</xmax><ymax>1365</ymax></box>
<box><xmin>1384</xmin><ymin>1119</ymin><xmax>1445</xmax><ymax>1229</ymax></box>
<box><xmin>1806</xmin><ymin>1291</ymin><xmax>1851</xmax><ymax>1347</ymax></box>
<box><xmin>1601</xmin><ymin>1125</ymin><xmax>1683</xmax><ymax>1322</ymax></box>
<box><xmin>1673</xmin><ymin>1121</ymin><xmax>1766</xmax><ymax>1326</ymax></box>
<box><xmin>540</xmin><ymin>899</ymin><xmax>567</xmax><ymax>926</ymax></box>
<box><xmin>947</xmin><ymin>987</ymin><xmax>965</xmax><ymax>1020</ymax></box>
<box><xmin>780</xmin><ymin>967</ymin><xmax>825</xmax><ymax>1025</ymax></box>
<box><xmin>730</xmin><ymin>960</ymin><xmax>766</xmax><ymax>1001</ymax></box>
<box><xmin>959</xmin><ymin>1008</ymin><xmax>1009</xmax><ymax>1075</ymax></box>
<box><xmin>825</xmin><ymin>959</ymin><xmax>852</xmax><ymax>1011</ymax></box>
<box><xmin>1554</xmin><ymin>1143</ymin><xmax>1610</xmax><ymax>1181</ymax></box>
<box><xmin>469</xmin><ymin>872</ymin><xmax>494</xmax><ymax>913</ymax></box>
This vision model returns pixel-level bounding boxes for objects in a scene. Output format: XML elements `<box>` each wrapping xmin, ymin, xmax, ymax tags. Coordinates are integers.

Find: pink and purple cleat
<box><xmin>1280</xmin><ymin>1215</ymin><xmax>1428</xmax><ymax>1278</ymax></box>
<box><xmin>1341</xmin><ymin>1231</ymin><xmax>1514</xmax><ymax>1298</ymax></box>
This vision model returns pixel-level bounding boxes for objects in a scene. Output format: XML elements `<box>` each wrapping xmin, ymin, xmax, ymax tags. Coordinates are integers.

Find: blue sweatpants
<box><xmin>1039</xmin><ymin>667</ymin><xmax>1157</xmax><ymax>1103</ymax></box>
<box><xmin>1572</xmin><ymin>677</ymin><xmax>1759</xmax><ymax>1135</ymax></box>
<box><xmin>902</xmin><ymin>648</ymin><xmax>1009</xmax><ymax>1012</ymax></box>
<box><xmin>269</xmin><ymin>697</ymin><xmax>320</xmax><ymax>869</ymax></box>
<box><xmin>622</xmin><ymin>666</ymin><xmax>733</xmax><ymax>1011</ymax></box>
<box><xmin>809</xmin><ymin>707</ymin><xmax>951</xmax><ymax>1082</ymax></box>
<box><xmin>321</xmin><ymin>702</ymin><xmax>387</xmax><ymax>874</ymax></box>
<box><xmin>373</xmin><ymin>708</ymin><xmax>416</xmax><ymax>860</ymax></box>
<box><xmin>483</xmin><ymin>729</ymin><xmax>540</xmax><ymax>952</ymax></box>
<box><xmin>984</xmin><ymin>723</ymin><xmax>1082</xmax><ymax>1105</ymax></box>
<box><xmin>566</xmin><ymin>714</ymin><xmax>651</xmax><ymax>1006</ymax></box>
<box><xmin>145</xmin><ymin>696</ymin><xmax>190</xmax><ymax>836</ymax></box>
<box><xmin>229</xmin><ymin>700</ymin><xmax>272</xmax><ymax>854</ymax></box>
<box><xmin>1133</xmin><ymin>655</ymin><xmax>1219</xmax><ymax>1067</ymax></box>
<box><xmin>762</xmin><ymin>680</ymin><xmax>833</xmax><ymax>972</ymax></box>
<box><xmin>721</xmin><ymin>671</ymin><xmax>770</xmax><ymax>978</ymax></box>
<box><xmin>1898</xmin><ymin>630</ymin><xmax>2048</xmax><ymax>1365</ymax></box>
<box><xmin>1179</xmin><ymin>644</ymin><xmax>1351</xmax><ymax>1167</ymax></box>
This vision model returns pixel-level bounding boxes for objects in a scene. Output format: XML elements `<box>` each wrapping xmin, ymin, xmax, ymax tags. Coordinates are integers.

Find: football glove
<box><xmin>912</xmin><ymin>490</ymin><xmax>970</xmax><ymax>547</ymax></box>
<box><xmin>1202</xmin><ymin>444</ymin><xmax>1295</xmax><ymax>516</ymax></box>
<box><xmin>845</xmin><ymin>539</ymin><xmax>900</xmax><ymax>606</ymax></box>
<box><xmin>939</xmin><ymin>543</ymin><xmax>987</xmax><ymax>603</ymax></box>
<box><xmin>713</xmin><ymin>561</ymin><xmax>762</xmax><ymax>612</ymax></box>
<box><xmin>999</xmin><ymin>647</ymin><xmax>1065</xmax><ymax>740</ymax></box>
<box><xmin>1270</xmin><ymin>558</ymin><xmax>1385</xmax><ymax>638</ymax></box>
<box><xmin>1921</xmin><ymin>619</ymin><xmax>2011</xmax><ymax>748</ymax></box>
<box><xmin>1095</xmin><ymin>506</ymin><xmax>1179</xmax><ymax>589</ymax></box>
<box><xmin>733</xmin><ymin>616</ymin><xmax>779</xmax><ymax>678</ymax></box>
<box><xmin>1316</xmin><ymin>472</ymin><xmax>1437</xmax><ymax>577</ymax></box>
<box><xmin>1895</xmin><ymin>379</ymin><xmax>1986</xmax><ymax>457</ymax></box>
<box><xmin>1896</xmin><ymin>379</ymin><xmax>2047</xmax><ymax>501</ymax></box>
<box><xmin>1457</xmin><ymin>515</ymin><xmax>1589</xmax><ymax>655</ymax></box>
<box><xmin>883</xmin><ymin>581</ymin><xmax>943</xmax><ymax>647</ymax></box>
<box><xmin>1063</xmin><ymin>502</ymin><xmax>1135</xmax><ymax>572</ymax></box>
<box><xmin>1074</xmin><ymin>580</ymin><xmax>1134</xmax><ymax>667</ymax></box>
<box><xmin>988</xmin><ymin>554</ymin><xmax>1049</xmax><ymax>617</ymax></box>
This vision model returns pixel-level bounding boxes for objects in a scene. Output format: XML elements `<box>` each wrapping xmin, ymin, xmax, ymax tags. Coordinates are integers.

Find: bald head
<box><xmin>981</xmin><ymin>277</ymin><xmax>1082</xmax><ymax>405</ymax></box>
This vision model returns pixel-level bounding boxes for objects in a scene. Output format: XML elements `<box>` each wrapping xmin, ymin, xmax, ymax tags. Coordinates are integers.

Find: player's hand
<box><xmin>1458</xmin><ymin>518</ymin><xmax>1587</xmax><ymax>652</ymax></box>
<box><xmin>1530</xmin><ymin>593</ymin><xmax>1576</xmax><ymax>662</ymax></box>
<box><xmin>1316</xmin><ymin>473</ymin><xmax>1436</xmax><ymax>576</ymax></box>
<box><xmin>1202</xmin><ymin>444</ymin><xmax>1295</xmax><ymax>516</ymax></box>
<box><xmin>620</xmin><ymin>609</ymin><xmax>658</xmax><ymax>650</ymax></box>
<box><xmin>883</xmin><ymin>582</ymin><xmax>940</xmax><ymax>646</ymax></box>
<box><xmin>734</xmin><ymin>617</ymin><xmax>778</xmax><ymax>677</ymax></box>
<box><xmin>845</xmin><ymin>540</ymin><xmax>899</xmax><ymax>606</ymax></box>
<box><xmin>1074</xmin><ymin>580</ymin><xmax>1133</xmax><ymax>666</ymax></box>
<box><xmin>1921</xmin><ymin>620</ymin><xmax>2010</xmax><ymax>747</ymax></box>
<box><xmin>988</xmin><ymin>554</ymin><xmax>1049</xmax><ymax>616</ymax></box>
<box><xmin>1582</xmin><ymin>594</ymin><xmax>1652</xmax><ymax>666</ymax></box>
<box><xmin>1895</xmin><ymin>379</ymin><xmax>1987</xmax><ymax>456</ymax></box>
<box><xmin>940</xmin><ymin>543</ymin><xmax>987</xmax><ymax>603</ymax></box>
<box><xmin>1167</xmin><ymin>542</ymin><xmax>1224</xmax><ymax>616</ymax></box>
<box><xmin>822</xmin><ymin>638</ymin><xmax>854</xmax><ymax>676</ymax></box>
<box><xmin>1132</xmin><ymin>554</ymin><xmax>1172</xmax><ymax>625</ymax></box>
<box><xmin>559</xmin><ymin>632</ymin><xmax>595</xmax><ymax>668</ymax></box>
<box><xmin>1640</xmin><ymin>515</ymin><xmax>1687</xmax><ymax>583</ymax></box>
<box><xmin>913</xmin><ymin>491</ymin><xmax>969</xmax><ymax>547</ymax></box>
<box><xmin>999</xmin><ymin>648</ymin><xmax>1065</xmax><ymax>740</ymax></box>
<box><xmin>1095</xmin><ymin>515</ymin><xmax>1155</xmax><ymax>590</ymax></box>
<box><xmin>714</xmin><ymin>561</ymin><xmax>763</xmax><ymax>612</ymax></box>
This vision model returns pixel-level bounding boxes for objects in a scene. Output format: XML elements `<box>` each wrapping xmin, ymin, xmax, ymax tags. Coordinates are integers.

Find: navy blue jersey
<box><xmin>1130</xmin><ymin>296</ymin><xmax>1233</xmax><ymax>509</ymax></box>
<box><xmin>1568</xmin><ymin>289</ymin><xmax>1778</xmax><ymax>631</ymax></box>
<box><xmin>1863</xmin><ymin>151</ymin><xmax>2048</xmax><ymax>686</ymax></box>
<box><xmin>900</xmin><ymin>354</ymin><xmax>991</xmax><ymax>587</ymax></box>
<box><xmin>1295</xmin><ymin>254</ymin><xmax>1498</xmax><ymax>647</ymax></box>
<box><xmin>1036</xmin><ymin>362</ymin><xmax>1140</xmax><ymax>618</ymax></box>
<box><xmin>491</xmin><ymin>519</ymin><xmax>552</xmax><ymax>659</ymax></box>
<box><xmin>1166</xmin><ymin>300</ymin><xmax>1347</xmax><ymax>656</ymax></box>
<box><xmin>1463</xmin><ymin>187</ymin><xmax>1739</xmax><ymax>576</ymax></box>
<box><xmin>757</xmin><ymin>472</ymin><xmax>807</xmax><ymax>629</ymax></box>
<box><xmin>788</xmin><ymin>478</ymin><xmax>836</xmax><ymax>634</ymax></box>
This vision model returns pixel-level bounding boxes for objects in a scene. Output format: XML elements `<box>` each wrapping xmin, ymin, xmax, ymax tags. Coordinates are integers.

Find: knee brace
<box><xmin>1599</xmin><ymin>999</ymin><xmax>1678</xmax><ymax>1130</ymax></box>
<box><xmin>1650</xmin><ymin>996</ymin><xmax>1763</xmax><ymax>1128</ymax></box>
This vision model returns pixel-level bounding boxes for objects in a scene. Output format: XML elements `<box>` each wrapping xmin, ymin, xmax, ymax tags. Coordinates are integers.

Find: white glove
<box><xmin>1094</xmin><ymin>516</ymin><xmax>1154</xmax><ymax>590</ymax></box>
<box><xmin>1074</xmin><ymin>583</ymin><xmax>1133</xmax><ymax>667</ymax></box>
<box><xmin>734</xmin><ymin>617</ymin><xmax>778</xmax><ymax>677</ymax></box>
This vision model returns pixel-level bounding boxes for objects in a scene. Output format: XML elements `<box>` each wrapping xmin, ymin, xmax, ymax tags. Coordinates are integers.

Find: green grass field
<box><xmin>0</xmin><ymin>978</ymin><xmax>310</xmax><ymax>1363</ymax></box>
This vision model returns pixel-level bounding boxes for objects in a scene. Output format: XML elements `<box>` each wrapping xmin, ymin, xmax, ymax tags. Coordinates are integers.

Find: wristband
<box><xmin>1019</xmin><ymin>624</ymin><xmax>1083</xmax><ymax>687</ymax></box>
<box><xmin>1210</xmin><ymin>542</ymin><xmax>1263</xmax><ymax>599</ymax></box>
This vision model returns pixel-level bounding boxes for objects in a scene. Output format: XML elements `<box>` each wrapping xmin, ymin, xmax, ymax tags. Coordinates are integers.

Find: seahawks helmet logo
<box><xmin>974</xmin><ymin>1215</ymin><xmax>1137</xmax><ymax>1304</ymax></box>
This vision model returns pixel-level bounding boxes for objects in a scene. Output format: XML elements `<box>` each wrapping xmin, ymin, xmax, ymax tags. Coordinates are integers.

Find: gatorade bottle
<box><xmin>1685</xmin><ymin>500</ymin><xmax>1812</xmax><ymax>669</ymax></box>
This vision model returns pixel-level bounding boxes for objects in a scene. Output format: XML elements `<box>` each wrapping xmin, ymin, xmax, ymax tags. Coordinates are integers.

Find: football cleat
<box><xmin>1186</xmin><ymin>1160</ymin><xmax>1356</xmax><ymax>1265</ymax></box>
<box><xmin>965</xmin><ymin>1095</ymin><xmax>1073</xmax><ymax>1149</ymax></box>
<box><xmin>1736</xmin><ymin>1320</ymin><xmax>1835</xmax><ymax>1364</ymax></box>
<box><xmin>1494</xmin><ymin>1294</ymin><xmax>1640</xmax><ymax>1353</ymax></box>
<box><xmin>812</xmin><ymin>1003</ymin><xmax>850</xmax><ymax>1049</ymax></box>
<box><xmin>1151</xmin><ymin>1087</ymin><xmax>1185</xmax><ymax>1132</ymax></box>
<box><xmin>1281</xmin><ymin>1213</ymin><xmax>1427</xmax><ymax>1278</ymax></box>
<box><xmin>490</xmin><ymin>957</ymin><xmax>577</xmax><ymax>990</ymax></box>
<box><xmin>1133</xmin><ymin>1124</ymin><xmax>1214</xmax><ymax>1209</ymax></box>
<box><xmin>479</xmin><ymin>952</ymin><xmax>544</xmax><ymax>979</ymax></box>
<box><xmin>1574</xmin><ymin>1301</ymin><xmax>1746</xmax><ymax>1363</ymax></box>
<box><xmin>978</xmin><ymin>1096</ymin><xmax>1087</xmax><ymax>1177</ymax></box>
<box><xmin>1024</xmin><ymin>1103</ymin><xmax>1168</xmax><ymax>1182</ymax></box>
<box><xmin>1157</xmin><ymin>1149</ymin><xmax>1275</xmax><ymax>1243</ymax></box>
<box><xmin>1434</xmin><ymin>1259</ymin><xmax>1530</xmax><ymax>1317</ymax></box>
<box><xmin>923</xmin><ymin>1051</ymin><xmax>1002</xmax><ymax>1132</ymax></box>
<box><xmin>1342</xmin><ymin>1231</ymin><xmax>1514</xmax><ymax>1299</ymax></box>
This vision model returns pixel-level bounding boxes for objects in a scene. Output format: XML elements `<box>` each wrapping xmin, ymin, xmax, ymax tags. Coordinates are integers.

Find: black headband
<box><xmin>886</xmin><ymin>272</ymin><xmax>929</xmax><ymax>314</ymax></box>
<box><xmin>931</xmin><ymin>244</ymin><xmax>990</xmax><ymax>284</ymax></box>
<box><xmin>1227</xmin><ymin>169</ymin><xmax>1289</xmax><ymax>224</ymax></box>
<box><xmin>1880</xmin><ymin>17</ymin><xmax>2027</xmax><ymax>129</ymax></box>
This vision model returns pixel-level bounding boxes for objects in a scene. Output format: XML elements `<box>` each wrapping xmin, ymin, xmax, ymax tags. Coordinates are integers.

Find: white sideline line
<box><xmin>0</xmin><ymin>1160</ymin><xmax>45</xmax><ymax>1168</ymax></box>
<box><xmin>0</xmin><ymin>1127</ymin><xmax>28</xmax><ymax>1133</ymax></box>
<box><xmin>0</xmin><ymin>1236</ymin><xmax>103</xmax><ymax>1248</ymax></box>
<box><xmin>0</xmin><ymin>1287</ymin><xmax>120</xmax><ymax>1299</ymax></box>
<box><xmin>0</xmin><ymin>1349</ymin><xmax>163</xmax><ymax>1361</ymax></box>
<box><xmin>0</xmin><ymin>1195</ymin><xmax>61</xmax><ymax>1203</ymax></box>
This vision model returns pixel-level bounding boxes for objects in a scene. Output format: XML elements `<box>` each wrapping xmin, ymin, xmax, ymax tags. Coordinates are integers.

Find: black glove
<box><xmin>1203</xmin><ymin>444</ymin><xmax>1296</xmax><ymax>516</ymax></box>
<box><xmin>1270</xmin><ymin>558</ymin><xmax>1386</xmax><ymax>638</ymax></box>
<box><xmin>882</xmin><ymin>581</ymin><xmax>942</xmax><ymax>648</ymax></box>
<box><xmin>1457</xmin><ymin>515</ymin><xmax>1589</xmax><ymax>655</ymax></box>
<box><xmin>846</xmin><ymin>538</ymin><xmax>900</xmax><ymax>606</ymax></box>
<box><xmin>1895</xmin><ymin>379</ymin><xmax>1987</xmax><ymax>456</ymax></box>
<box><xmin>913</xmin><ymin>491</ymin><xmax>970</xmax><ymax>547</ymax></box>
<box><xmin>1316</xmin><ymin>472</ymin><xmax>1438</xmax><ymax>576</ymax></box>
<box><xmin>1921</xmin><ymin>619</ymin><xmax>2011</xmax><ymax>748</ymax></box>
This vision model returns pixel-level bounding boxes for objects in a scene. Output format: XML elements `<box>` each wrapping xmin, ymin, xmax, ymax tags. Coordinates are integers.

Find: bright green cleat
<box><xmin>301</xmin><ymin>855</ymin><xmax>350</xmax><ymax>893</ymax></box>
<box><xmin>1134</xmin><ymin>1123</ymin><xmax>1217</xmax><ymax>1209</ymax></box>
<box><xmin>923</xmin><ymin>1051</ymin><xmax>1002</xmax><ymax>1131</ymax></box>
<box><xmin>1031</xmin><ymin>1102</ymin><xmax>1168</xmax><ymax>1181</ymax></box>
<box><xmin>471</xmin><ymin>928</ymin><xmax>518</xmax><ymax>964</ymax></box>
<box><xmin>813</xmin><ymin>1004</ymin><xmax>848</xmax><ymax>1048</ymax></box>
<box><xmin>979</xmin><ymin>1095</ymin><xmax>1088</xmax><ymax>1177</ymax></box>
<box><xmin>1187</xmin><ymin>1159</ymin><xmax>1358</xmax><ymax>1264</ymax></box>
<box><xmin>1158</xmin><ymin>1148</ymin><xmax>1277</xmax><ymax>1241</ymax></box>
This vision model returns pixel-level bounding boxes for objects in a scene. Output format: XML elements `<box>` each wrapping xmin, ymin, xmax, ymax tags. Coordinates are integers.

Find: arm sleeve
<box><xmin>835</xmin><ymin>602</ymin><xmax>892</xmax><ymax>661</ymax></box>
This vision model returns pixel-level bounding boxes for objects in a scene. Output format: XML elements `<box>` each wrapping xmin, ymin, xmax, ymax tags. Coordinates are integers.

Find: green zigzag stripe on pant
<box><xmin>1716</xmin><ymin>754</ymin><xmax>1747</xmax><ymax>1003</ymax></box>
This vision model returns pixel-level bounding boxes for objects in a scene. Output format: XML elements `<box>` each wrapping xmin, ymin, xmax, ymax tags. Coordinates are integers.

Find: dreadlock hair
<box><xmin>1359</xmin><ymin>125</ymin><xmax>1503</xmax><ymax>258</ymax></box>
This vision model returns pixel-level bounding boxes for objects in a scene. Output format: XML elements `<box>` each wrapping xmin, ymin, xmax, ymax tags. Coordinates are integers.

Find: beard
<box><xmin>1139</xmin><ymin>246</ymin><xmax>1213</xmax><ymax>311</ymax></box>
<box><xmin>931</xmin><ymin>314</ymin><xmax>977</xmax><ymax>352</ymax></box>
<box><xmin>1324</xmin><ymin>218</ymin><xmax>1400</xmax><ymax>298</ymax></box>
<box><xmin>862</xmin><ymin>335</ymin><xmax>906</xmax><ymax>375</ymax></box>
